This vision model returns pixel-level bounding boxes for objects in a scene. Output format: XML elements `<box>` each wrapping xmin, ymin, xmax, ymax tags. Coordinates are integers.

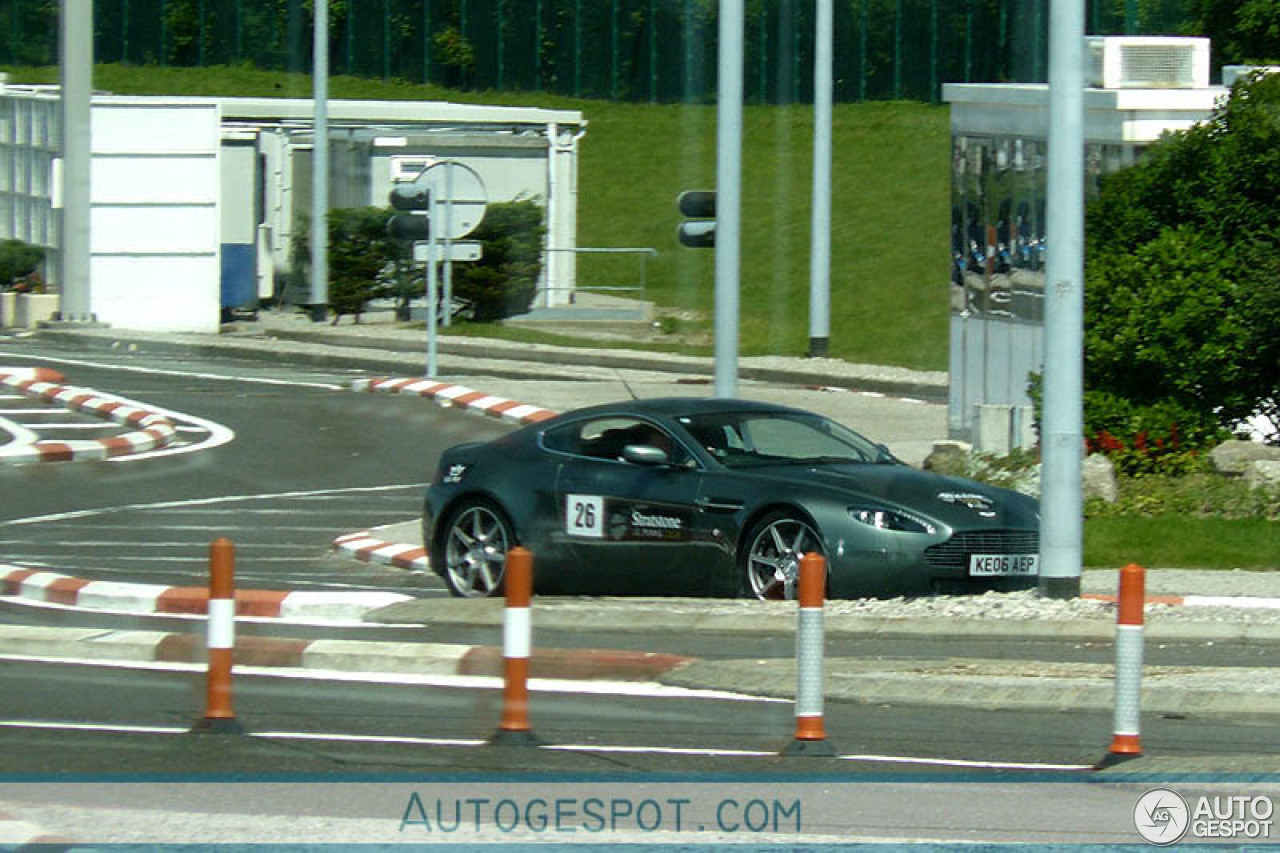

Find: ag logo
<box><xmin>1134</xmin><ymin>788</ymin><xmax>1190</xmax><ymax>845</ymax></box>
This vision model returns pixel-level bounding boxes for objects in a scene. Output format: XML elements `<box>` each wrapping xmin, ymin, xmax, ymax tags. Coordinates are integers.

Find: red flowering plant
<box><xmin>1082</xmin><ymin>392</ymin><xmax>1226</xmax><ymax>477</ymax></box>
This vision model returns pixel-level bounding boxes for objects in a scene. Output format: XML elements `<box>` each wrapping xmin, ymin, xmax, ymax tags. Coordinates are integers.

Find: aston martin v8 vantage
<box><xmin>423</xmin><ymin>398</ymin><xmax>1040</xmax><ymax>599</ymax></box>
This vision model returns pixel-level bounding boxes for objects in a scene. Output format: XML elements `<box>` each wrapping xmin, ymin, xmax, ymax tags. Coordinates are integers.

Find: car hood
<box><xmin>747</xmin><ymin>463</ymin><xmax>1038</xmax><ymax>527</ymax></box>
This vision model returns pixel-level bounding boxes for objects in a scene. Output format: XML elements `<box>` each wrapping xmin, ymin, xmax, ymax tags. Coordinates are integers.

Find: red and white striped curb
<box><xmin>1083</xmin><ymin>592</ymin><xmax>1280</xmax><ymax>610</ymax></box>
<box><xmin>0</xmin><ymin>565</ymin><xmax>412</xmax><ymax>623</ymax></box>
<box><xmin>0</xmin><ymin>624</ymin><xmax>693</xmax><ymax>682</ymax></box>
<box><xmin>351</xmin><ymin>377</ymin><xmax>558</xmax><ymax>425</ymax></box>
<box><xmin>0</xmin><ymin>367</ymin><xmax>178</xmax><ymax>463</ymax></box>
<box><xmin>334</xmin><ymin>529</ymin><xmax>430</xmax><ymax>572</ymax></box>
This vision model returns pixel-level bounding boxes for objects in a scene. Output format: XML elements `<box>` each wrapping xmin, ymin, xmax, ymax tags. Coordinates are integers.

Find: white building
<box><xmin>0</xmin><ymin>81</ymin><xmax>585</xmax><ymax>333</ymax></box>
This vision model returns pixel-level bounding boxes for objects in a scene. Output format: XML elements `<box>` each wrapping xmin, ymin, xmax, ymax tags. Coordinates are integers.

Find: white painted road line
<box><xmin>0</xmin><ymin>719</ymin><xmax>1093</xmax><ymax>771</ymax></box>
<box><xmin>0</xmin><ymin>351</ymin><xmax>345</xmax><ymax>390</ymax></box>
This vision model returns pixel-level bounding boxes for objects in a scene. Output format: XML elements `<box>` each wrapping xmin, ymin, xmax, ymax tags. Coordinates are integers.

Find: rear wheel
<box><xmin>740</xmin><ymin>511</ymin><xmax>825</xmax><ymax>601</ymax></box>
<box><xmin>439</xmin><ymin>499</ymin><xmax>514</xmax><ymax>598</ymax></box>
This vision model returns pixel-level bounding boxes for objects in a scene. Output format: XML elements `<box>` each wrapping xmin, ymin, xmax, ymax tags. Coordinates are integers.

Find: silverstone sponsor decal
<box><xmin>609</xmin><ymin>503</ymin><xmax>691</xmax><ymax>541</ymax></box>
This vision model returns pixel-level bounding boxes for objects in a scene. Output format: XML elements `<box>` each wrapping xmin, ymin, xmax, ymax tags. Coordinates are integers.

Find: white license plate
<box><xmin>969</xmin><ymin>553</ymin><xmax>1039</xmax><ymax>576</ymax></box>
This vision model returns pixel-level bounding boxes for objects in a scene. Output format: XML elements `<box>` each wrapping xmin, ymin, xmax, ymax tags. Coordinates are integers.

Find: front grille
<box><xmin>924</xmin><ymin>530</ymin><xmax>1039</xmax><ymax>571</ymax></box>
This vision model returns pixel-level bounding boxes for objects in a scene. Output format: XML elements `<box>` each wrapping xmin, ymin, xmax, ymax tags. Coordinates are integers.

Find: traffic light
<box><xmin>676</xmin><ymin>190</ymin><xmax>716</xmax><ymax>249</ymax></box>
<box><xmin>387</xmin><ymin>184</ymin><xmax>431</xmax><ymax>242</ymax></box>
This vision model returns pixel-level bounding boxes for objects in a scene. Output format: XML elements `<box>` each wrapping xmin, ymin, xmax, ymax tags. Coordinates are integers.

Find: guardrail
<box><xmin>542</xmin><ymin>246</ymin><xmax>658</xmax><ymax>304</ymax></box>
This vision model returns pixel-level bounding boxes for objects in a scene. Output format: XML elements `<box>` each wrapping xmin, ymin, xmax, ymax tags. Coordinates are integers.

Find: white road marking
<box><xmin>0</xmin><ymin>350</ymin><xmax>345</xmax><ymax>390</ymax></box>
<box><xmin>16</xmin><ymin>422</ymin><xmax>123</xmax><ymax>430</ymax></box>
<box><xmin>0</xmin><ymin>655</ymin><xmax>785</xmax><ymax>703</ymax></box>
<box><xmin>0</xmin><ymin>484</ymin><xmax>424</xmax><ymax>527</ymax></box>
<box><xmin>0</xmin><ymin>719</ymin><xmax>1090</xmax><ymax>770</ymax></box>
<box><xmin>0</xmin><ymin>415</ymin><xmax>39</xmax><ymax>446</ymax></box>
<box><xmin>837</xmin><ymin>753</ymin><xmax>1093</xmax><ymax>771</ymax></box>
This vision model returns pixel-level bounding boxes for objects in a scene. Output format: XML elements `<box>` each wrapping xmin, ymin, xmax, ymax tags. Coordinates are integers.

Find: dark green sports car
<box><xmin>423</xmin><ymin>398</ymin><xmax>1040</xmax><ymax>599</ymax></box>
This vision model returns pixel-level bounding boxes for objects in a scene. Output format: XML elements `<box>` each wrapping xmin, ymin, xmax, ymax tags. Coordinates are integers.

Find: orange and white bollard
<box><xmin>192</xmin><ymin>537</ymin><xmax>244</xmax><ymax>734</ymax></box>
<box><xmin>1101</xmin><ymin>563</ymin><xmax>1145</xmax><ymax>765</ymax></box>
<box><xmin>783</xmin><ymin>552</ymin><xmax>836</xmax><ymax>756</ymax></box>
<box><xmin>490</xmin><ymin>546</ymin><xmax>542</xmax><ymax>745</ymax></box>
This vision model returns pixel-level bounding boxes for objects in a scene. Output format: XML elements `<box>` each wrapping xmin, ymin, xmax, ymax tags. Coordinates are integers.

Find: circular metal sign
<box><xmin>417</xmin><ymin>160</ymin><xmax>488</xmax><ymax>241</ymax></box>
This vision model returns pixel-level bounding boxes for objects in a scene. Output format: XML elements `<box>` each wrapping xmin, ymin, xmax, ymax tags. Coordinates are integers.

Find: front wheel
<box><xmin>740</xmin><ymin>511</ymin><xmax>826</xmax><ymax>601</ymax></box>
<box><xmin>439</xmin><ymin>499</ymin><xmax>515</xmax><ymax>598</ymax></box>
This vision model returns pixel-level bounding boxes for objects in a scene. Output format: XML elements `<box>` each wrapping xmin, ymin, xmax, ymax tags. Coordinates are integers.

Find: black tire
<box><xmin>438</xmin><ymin>499</ymin><xmax>515</xmax><ymax>598</ymax></box>
<box><xmin>739</xmin><ymin>511</ymin><xmax>825</xmax><ymax>601</ymax></box>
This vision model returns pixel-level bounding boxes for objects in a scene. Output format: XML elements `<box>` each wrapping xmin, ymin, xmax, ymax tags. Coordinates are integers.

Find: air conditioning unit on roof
<box><xmin>1087</xmin><ymin>36</ymin><xmax>1210</xmax><ymax>89</ymax></box>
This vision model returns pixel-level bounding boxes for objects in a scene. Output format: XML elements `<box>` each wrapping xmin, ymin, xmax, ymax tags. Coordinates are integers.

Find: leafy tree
<box><xmin>0</xmin><ymin>239</ymin><xmax>44</xmax><ymax>288</ymax></box>
<box><xmin>1084</xmin><ymin>72</ymin><xmax>1280</xmax><ymax>447</ymax></box>
<box><xmin>1189</xmin><ymin>0</ymin><xmax>1280</xmax><ymax>66</ymax></box>
<box><xmin>292</xmin><ymin>207</ymin><xmax>400</xmax><ymax>324</ymax></box>
<box><xmin>452</xmin><ymin>199</ymin><xmax>546</xmax><ymax>322</ymax></box>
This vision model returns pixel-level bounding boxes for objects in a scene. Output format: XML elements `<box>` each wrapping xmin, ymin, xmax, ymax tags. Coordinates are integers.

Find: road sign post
<box><xmin>389</xmin><ymin>161</ymin><xmax>488</xmax><ymax>378</ymax></box>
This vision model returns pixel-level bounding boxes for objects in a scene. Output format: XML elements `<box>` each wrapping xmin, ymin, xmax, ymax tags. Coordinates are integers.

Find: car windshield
<box><xmin>676</xmin><ymin>411</ymin><xmax>891</xmax><ymax>469</ymax></box>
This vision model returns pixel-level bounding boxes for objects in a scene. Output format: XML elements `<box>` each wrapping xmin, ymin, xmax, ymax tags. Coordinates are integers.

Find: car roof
<box><xmin>543</xmin><ymin>397</ymin><xmax>809</xmax><ymax>423</ymax></box>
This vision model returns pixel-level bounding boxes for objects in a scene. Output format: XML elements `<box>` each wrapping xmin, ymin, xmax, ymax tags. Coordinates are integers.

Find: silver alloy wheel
<box><xmin>744</xmin><ymin>516</ymin><xmax>824</xmax><ymax>601</ymax></box>
<box><xmin>442</xmin><ymin>503</ymin><xmax>511</xmax><ymax>597</ymax></box>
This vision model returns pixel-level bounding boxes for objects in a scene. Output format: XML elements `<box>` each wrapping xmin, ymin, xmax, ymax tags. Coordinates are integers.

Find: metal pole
<box><xmin>58</xmin><ymin>0</ymin><xmax>93</xmax><ymax>323</ymax></box>
<box><xmin>648</xmin><ymin>0</ymin><xmax>657</xmax><ymax>102</ymax></box>
<box><xmin>427</xmin><ymin>207</ymin><xmax>439</xmax><ymax>378</ymax></box>
<box><xmin>808</xmin><ymin>0</ymin><xmax>832</xmax><ymax>358</ymax></box>
<box><xmin>859</xmin><ymin>0</ymin><xmax>868</xmax><ymax>101</ymax></box>
<box><xmin>574</xmin><ymin>0</ymin><xmax>581</xmax><ymax>97</ymax></box>
<box><xmin>497</xmin><ymin>0</ymin><xmax>505</xmax><ymax>89</ymax></box>
<box><xmin>714</xmin><ymin>0</ymin><xmax>743</xmax><ymax>398</ymax></box>
<box><xmin>309</xmin><ymin>0</ymin><xmax>330</xmax><ymax>321</ymax></box>
<box><xmin>1038</xmin><ymin>0</ymin><xmax>1084</xmax><ymax>599</ymax></box>
<box><xmin>442</xmin><ymin>164</ymin><xmax>454</xmax><ymax>327</ymax></box>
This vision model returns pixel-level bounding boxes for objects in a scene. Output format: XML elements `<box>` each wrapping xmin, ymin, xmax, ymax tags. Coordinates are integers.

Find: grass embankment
<box><xmin>3</xmin><ymin>63</ymin><xmax>952</xmax><ymax>370</ymax></box>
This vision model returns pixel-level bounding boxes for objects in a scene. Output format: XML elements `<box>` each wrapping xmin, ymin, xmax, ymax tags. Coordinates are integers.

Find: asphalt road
<box><xmin>2</xmin><ymin>336</ymin><xmax>1279</xmax><ymax>843</ymax></box>
<box><xmin>0</xmin><ymin>338</ymin><xmax>507</xmax><ymax>593</ymax></box>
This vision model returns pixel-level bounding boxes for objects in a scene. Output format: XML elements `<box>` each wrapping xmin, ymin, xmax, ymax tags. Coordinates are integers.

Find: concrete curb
<box><xmin>0</xmin><ymin>624</ymin><xmax>693</xmax><ymax>682</ymax></box>
<box><xmin>0</xmin><ymin>564</ymin><xmax>413</xmax><ymax>623</ymax></box>
<box><xmin>1083</xmin><ymin>591</ymin><xmax>1280</xmax><ymax>610</ymax></box>
<box><xmin>333</xmin><ymin>529</ymin><xmax>430</xmax><ymax>572</ymax></box>
<box><xmin>0</xmin><ymin>368</ymin><xmax>177</xmax><ymax>463</ymax></box>
<box><xmin>5</xmin><ymin>622</ymin><xmax>1279</xmax><ymax>717</ymax></box>
<box><xmin>363</xmin><ymin>594</ymin><xmax>1280</xmax><ymax>645</ymax></box>
<box><xmin>662</xmin><ymin>657</ymin><xmax>1280</xmax><ymax>717</ymax></box>
<box><xmin>31</xmin><ymin>324</ymin><xmax>952</xmax><ymax>401</ymax></box>
<box><xmin>272</xmin><ymin>326</ymin><xmax>952</xmax><ymax>401</ymax></box>
<box><xmin>351</xmin><ymin>376</ymin><xmax>558</xmax><ymax>424</ymax></box>
<box><xmin>0</xmin><ymin>804</ymin><xmax>72</xmax><ymax>847</ymax></box>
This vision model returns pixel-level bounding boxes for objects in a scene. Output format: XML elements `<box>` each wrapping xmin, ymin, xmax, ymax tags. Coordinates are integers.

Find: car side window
<box><xmin>544</xmin><ymin>417</ymin><xmax>690</xmax><ymax>465</ymax></box>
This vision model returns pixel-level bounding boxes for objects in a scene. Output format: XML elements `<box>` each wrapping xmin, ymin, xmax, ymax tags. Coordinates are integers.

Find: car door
<box><xmin>547</xmin><ymin>415</ymin><xmax>718</xmax><ymax>596</ymax></box>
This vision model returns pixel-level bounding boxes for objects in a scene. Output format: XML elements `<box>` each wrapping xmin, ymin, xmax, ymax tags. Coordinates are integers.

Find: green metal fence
<box><xmin>3</xmin><ymin>0</ymin><xmax>1198</xmax><ymax>103</ymax></box>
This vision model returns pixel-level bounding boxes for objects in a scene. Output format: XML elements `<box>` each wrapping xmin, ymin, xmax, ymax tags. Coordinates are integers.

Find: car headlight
<box><xmin>848</xmin><ymin>506</ymin><xmax>937</xmax><ymax>535</ymax></box>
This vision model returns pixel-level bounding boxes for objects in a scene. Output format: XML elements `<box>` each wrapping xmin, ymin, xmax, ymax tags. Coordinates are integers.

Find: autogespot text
<box><xmin>400</xmin><ymin>792</ymin><xmax>802</xmax><ymax>835</ymax></box>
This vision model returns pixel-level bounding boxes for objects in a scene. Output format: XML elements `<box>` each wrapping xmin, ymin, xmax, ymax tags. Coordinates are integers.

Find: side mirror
<box><xmin>621</xmin><ymin>444</ymin><xmax>670</xmax><ymax>466</ymax></box>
